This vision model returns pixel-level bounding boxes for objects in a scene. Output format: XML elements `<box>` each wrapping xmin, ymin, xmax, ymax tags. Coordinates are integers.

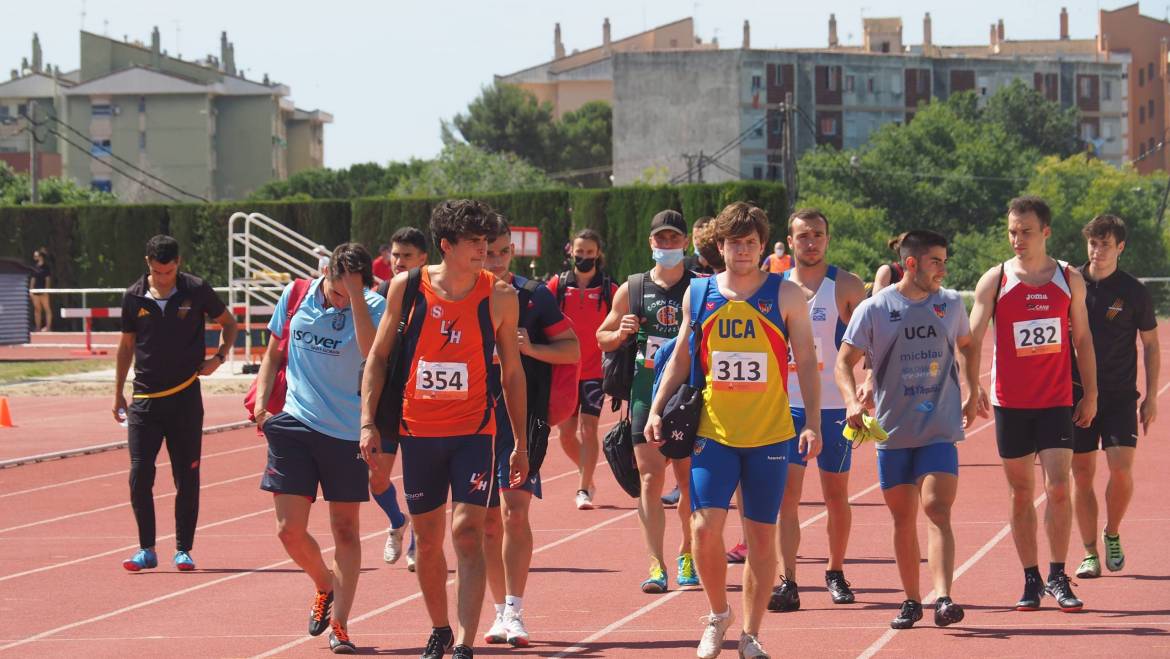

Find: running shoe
<box><xmin>890</xmin><ymin>599</ymin><xmax>923</xmax><ymax>629</ymax></box>
<box><xmin>406</xmin><ymin>529</ymin><xmax>417</xmax><ymax>573</ymax></box>
<box><xmin>825</xmin><ymin>570</ymin><xmax>855</xmax><ymax>604</ymax></box>
<box><xmin>122</xmin><ymin>548</ymin><xmax>158</xmax><ymax>572</ymax></box>
<box><xmin>737</xmin><ymin>632</ymin><xmax>770</xmax><ymax>659</ymax></box>
<box><xmin>173</xmin><ymin>550</ymin><xmax>195</xmax><ymax>571</ymax></box>
<box><xmin>662</xmin><ymin>486</ymin><xmax>681</xmax><ymax>507</ymax></box>
<box><xmin>309</xmin><ymin>589</ymin><xmax>334</xmax><ymax>637</ymax></box>
<box><xmin>933</xmin><ymin>597</ymin><xmax>965</xmax><ymax>627</ymax></box>
<box><xmin>504</xmin><ymin>610</ymin><xmax>530</xmax><ymax>647</ymax></box>
<box><xmin>696</xmin><ymin>609</ymin><xmax>733</xmax><ymax>659</ymax></box>
<box><xmin>766</xmin><ymin>578</ymin><xmax>800</xmax><ymax>612</ymax></box>
<box><xmin>1104</xmin><ymin>531</ymin><xmax>1126</xmax><ymax>572</ymax></box>
<box><xmin>329</xmin><ymin>621</ymin><xmax>356</xmax><ymax>654</ymax></box>
<box><xmin>484</xmin><ymin>610</ymin><xmax>508</xmax><ymax>644</ymax></box>
<box><xmin>726</xmin><ymin>541</ymin><xmax>748</xmax><ymax>563</ymax></box>
<box><xmin>384</xmin><ymin>526</ymin><xmax>406</xmax><ymax>564</ymax></box>
<box><xmin>421</xmin><ymin>626</ymin><xmax>454</xmax><ymax>659</ymax></box>
<box><xmin>1046</xmin><ymin>574</ymin><xmax>1084</xmax><ymax>612</ymax></box>
<box><xmin>677</xmin><ymin>553</ymin><xmax>700</xmax><ymax>587</ymax></box>
<box><xmin>642</xmin><ymin>563</ymin><xmax>668</xmax><ymax>594</ymax></box>
<box><xmin>1076</xmin><ymin>554</ymin><xmax>1101</xmax><ymax>579</ymax></box>
<box><xmin>575</xmin><ymin>489</ymin><xmax>594</xmax><ymax>510</ymax></box>
<box><xmin>452</xmin><ymin>644</ymin><xmax>474</xmax><ymax>659</ymax></box>
<box><xmin>1016</xmin><ymin>573</ymin><xmax>1045</xmax><ymax>611</ymax></box>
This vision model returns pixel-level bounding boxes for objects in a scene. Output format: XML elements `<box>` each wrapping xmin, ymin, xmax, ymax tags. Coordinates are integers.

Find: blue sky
<box><xmin>2</xmin><ymin>1</ymin><xmax>1149</xmax><ymax>168</ymax></box>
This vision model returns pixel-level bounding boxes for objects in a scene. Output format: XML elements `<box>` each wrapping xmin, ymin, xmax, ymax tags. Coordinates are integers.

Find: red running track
<box><xmin>0</xmin><ymin>337</ymin><xmax>1168</xmax><ymax>657</ymax></box>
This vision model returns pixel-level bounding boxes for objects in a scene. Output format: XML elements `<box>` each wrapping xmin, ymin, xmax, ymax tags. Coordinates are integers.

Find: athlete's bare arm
<box><xmin>872</xmin><ymin>264</ymin><xmax>892</xmax><ymax>294</ymax></box>
<box><xmin>835</xmin><ymin>269</ymin><xmax>867</xmax><ymax>325</ymax></box>
<box><xmin>836</xmin><ymin>342</ymin><xmax>867</xmax><ymax>429</ymax></box>
<box><xmin>956</xmin><ymin>332</ymin><xmax>990</xmax><ymax>428</ymax></box>
<box><xmin>1139</xmin><ymin>327</ymin><xmax>1161</xmax><ymax>434</ymax></box>
<box><xmin>645</xmin><ymin>287</ymin><xmax>694</xmax><ymax>445</ymax></box>
<box><xmin>782</xmin><ymin>279</ymin><xmax>822</xmax><ymax>459</ymax></box>
<box><xmin>523</xmin><ymin>326</ymin><xmax>580</xmax><ymax>365</ymax></box>
<box><xmin>1067</xmin><ymin>269</ymin><xmax>1098</xmax><ymax>428</ymax></box>
<box><xmin>359</xmin><ymin>270</ymin><xmax>411</xmax><ymax>463</ymax></box>
<box><xmin>113</xmin><ymin>331</ymin><xmax>135</xmax><ymax>422</ymax></box>
<box><xmin>964</xmin><ymin>267</ymin><xmax>1001</xmax><ymax>409</ymax></box>
<box><xmin>492</xmin><ymin>280</ymin><xmax>529</xmax><ymax>486</ymax></box>
<box><xmin>596</xmin><ymin>281</ymin><xmax>636</xmax><ymax>352</ymax></box>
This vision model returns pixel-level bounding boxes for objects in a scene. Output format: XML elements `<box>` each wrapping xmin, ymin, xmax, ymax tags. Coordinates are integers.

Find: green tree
<box><xmin>450</xmin><ymin>83</ymin><xmax>559</xmax><ymax>170</ymax></box>
<box><xmin>394</xmin><ymin>142</ymin><xmax>557</xmax><ymax>197</ymax></box>
<box><xmin>982</xmin><ymin>81</ymin><xmax>1081</xmax><ymax>158</ymax></box>
<box><xmin>249</xmin><ymin>161</ymin><xmax>426</xmax><ymax>200</ymax></box>
<box><xmin>0</xmin><ymin>163</ymin><xmax>116</xmax><ymax>205</ymax></box>
<box><xmin>555</xmin><ymin>101</ymin><xmax>613</xmax><ymax>186</ymax></box>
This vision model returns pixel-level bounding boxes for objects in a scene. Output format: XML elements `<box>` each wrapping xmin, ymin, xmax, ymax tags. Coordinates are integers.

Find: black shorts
<box><xmin>260</xmin><ymin>413</ymin><xmax>369</xmax><ymax>502</ymax></box>
<box><xmin>994</xmin><ymin>406</ymin><xmax>1075</xmax><ymax>459</ymax></box>
<box><xmin>577</xmin><ymin>378</ymin><xmax>604</xmax><ymax>417</ymax></box>
<box><xmin>1073</xmin><ymin>391</ymin><xmax>1139</xmax><ymax>453</ymax></box>
<box><xmin>488</xmin><ymin>400</ymin><xmax>541</xmax><ymax>508</ymax></box>
<box><xmin>399</xmin><ymin>434</ymin><xmax>494</xmax><ymax>515</ymax></box>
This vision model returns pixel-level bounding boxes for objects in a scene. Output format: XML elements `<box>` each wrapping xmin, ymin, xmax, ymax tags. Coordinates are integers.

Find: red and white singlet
<box><xmin>990</xmin><ymin>260</ymin><xmax>1072</xmax><ymax>409</ymax></box>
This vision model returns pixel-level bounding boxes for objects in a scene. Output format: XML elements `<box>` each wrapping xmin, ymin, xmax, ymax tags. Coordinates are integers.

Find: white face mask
<box><xmin>652</xmin><ymin>248</ymin><xmax>685</xmax><ymax>268</ymax></box>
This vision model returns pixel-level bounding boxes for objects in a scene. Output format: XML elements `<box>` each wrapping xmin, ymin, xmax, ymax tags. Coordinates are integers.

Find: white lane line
<box><xmin>856</xmin><ymin>491</ymin><xmax>1048</xmax><ymax>659</ymax></box>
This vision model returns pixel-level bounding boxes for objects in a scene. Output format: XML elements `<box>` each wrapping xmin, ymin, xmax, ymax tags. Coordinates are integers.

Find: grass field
<box><xmin>0</xmin><ymin>360</ymin><xmax>114</xmax><ymax>385</ymax></box>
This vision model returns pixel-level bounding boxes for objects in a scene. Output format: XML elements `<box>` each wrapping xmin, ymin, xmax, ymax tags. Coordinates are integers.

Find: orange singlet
<box><xmin>400</xmin><ymin>268</ymin><xmax>497</xmax><ymax>437</ymax></box>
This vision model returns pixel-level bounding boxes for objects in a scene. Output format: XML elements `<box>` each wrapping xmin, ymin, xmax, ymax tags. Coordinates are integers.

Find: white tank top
<box><xmin>783</xmin><ymin>266</ymin><xmax>847</xmax><ymax>410</ymax></box>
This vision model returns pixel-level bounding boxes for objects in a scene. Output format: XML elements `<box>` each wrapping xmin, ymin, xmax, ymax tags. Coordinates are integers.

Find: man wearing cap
<box><xmin>597</xmin><ymin>210</ymin><xmax>699</xmax><ymax>593</ymax></box>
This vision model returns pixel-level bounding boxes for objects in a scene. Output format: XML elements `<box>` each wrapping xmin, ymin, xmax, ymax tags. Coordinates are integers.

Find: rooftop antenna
<box><xmin>80</xmin><ymin>0</ymin><xmax>86</xmax><ymax>31</ymax></box>
<box><xmin>172</xmin><ymin>20</ymin><xmax>182</xmax><ymax>58</ymax></box>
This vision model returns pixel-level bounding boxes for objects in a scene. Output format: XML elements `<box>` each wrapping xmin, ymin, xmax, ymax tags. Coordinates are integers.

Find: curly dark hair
<box><xmin>430</xmin><ymin>199</ymin><xmax>500</xmax><ymax>254</ymax></box>
<box><xmin>328</xmin><ymin>242</ymin><xmax>374</xmax><ymax>288</ymax></box>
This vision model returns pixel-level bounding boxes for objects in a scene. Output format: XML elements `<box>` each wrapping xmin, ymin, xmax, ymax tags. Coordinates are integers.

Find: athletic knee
<box><xmin>331</xmin><ymin>518</ymin><xmax>360</xmax><ymax>546</ymax></box>
<box><xmin>451</xmin><ymin>522</ymin><xmax>485</xmax><ymax>557</ymax></box>
<box><xmin>922</xmin><ymin>500</ymin><xmax>952</xmax><ymax>527</ymax></box>
<box><xmin>502</xmin><ymin>505</ymin><xmax>529</xmax><ymax>532</ymax></box>
<box><xmin>276</xmin><ymin>522</ymin><xmax>308</xmax><ymax>548</ymax></box>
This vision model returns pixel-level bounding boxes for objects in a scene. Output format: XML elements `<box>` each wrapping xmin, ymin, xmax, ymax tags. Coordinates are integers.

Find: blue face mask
<box><xmin>652</xmin><ymin>247</ymin><xmax>686</xmax><ymax>268</ymax></box>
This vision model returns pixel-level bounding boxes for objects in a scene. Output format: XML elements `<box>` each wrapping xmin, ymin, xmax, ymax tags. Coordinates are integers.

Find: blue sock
<box><xmin>373</xmin><ymin>483</ymin><xmax>406</xmax><ymax>528</ymax></box>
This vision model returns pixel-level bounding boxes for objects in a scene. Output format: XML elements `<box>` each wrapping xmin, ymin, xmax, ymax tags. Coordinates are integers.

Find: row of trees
<box><xmin>0</xmin><ymin>164</ymin><xmax>115</xmax><ymax>205</ymax></box>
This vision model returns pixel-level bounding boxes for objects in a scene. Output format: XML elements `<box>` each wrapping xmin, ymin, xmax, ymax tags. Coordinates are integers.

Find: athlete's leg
<box><xmin>501</xmin><ymin>489</ymin><xmax>534</xmax><ymax>597</ymax></box>
<box><xmin>635</xmin><ymin>442</ymin><xmax>669</xmax><ymax>568</ymax></box>
<box><xmin>579</xmin><ymin>413</ymin><xmax>601</xmax><ymax>492</ymax></box>
<box><xmin>328</xmin><ymin>502</ymin><xmax>362</xmax><ymax>627</ymax></box>
<box><xmin>742</xmin><ymin>518</ymin><xmax>777</xmax><ymax>637</ymax></box>
<box><xmin>692</xmin><ymin>507</ymin><xmax>729</xmax><ymax>614</ymax></box>
<box><xmin>1103</xmin><ymin>446</ymin><xmax>1136</xmax><ymax>537</ymax></box>
<box><xmin>1071</xmin><ymin>451</ymin><xmax>1099</xmax><ymax>555</ymax></box>
<box><xmin>920</xmin><ymin>473</ymin><xmax>958</xmax><ymax>599</ymax></box>
<box><xmin>451</xmin><ymin>501</ymin><xmax>489</xmax><ymax>646</ymax></box>
<box><xmin>820</xmin><ymin>469</ymin><xmax>852</xmax><ymax>572</ymax></box>
<box><xmin>557</xmin><ymin>414</ymin><xmax>582</xmax><ymax>470</ymax></box>
<box><xmin>671</xmin><ymin>457</ymin><xmax>694</xmax><ymax>556</ymax></box>
<box><xmin>484</xmin><ymin>506</ymin><xmax>506</xmax><ymax>606</ymax></box>
<box><xmin>1038</xmin><ymin>447</ymin><xmax>1074</xmax><ymax>565</ymax></box>
<box><xmin>1001</xmin><ymin>455</ymin><xmax>1039</xmax><ymax>568</ymax></box>
<box><xmin>882</xmin><ymin>484</ymin><xmax>921</xmax><ymax>602</ymax></box>
<box><xmin>412</xmin><ymin>505</ymin><xmax>450</xmax><ymax>628</ymax></box>
<box><xmin>777</xmin><ymin>463</ymin><xmax>805</xmax><ymax>581</ymax></box>
<box><xmin>274</xmin><ymin>494</ymin><xmax>333</xmax><ymax>592</ymax></box>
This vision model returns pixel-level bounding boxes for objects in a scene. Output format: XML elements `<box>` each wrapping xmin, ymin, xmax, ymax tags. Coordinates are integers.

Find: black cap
<box><xmin>650</xmin><ymin>210</ymin><xmax>686</xmax><ymax>236</ymax></box>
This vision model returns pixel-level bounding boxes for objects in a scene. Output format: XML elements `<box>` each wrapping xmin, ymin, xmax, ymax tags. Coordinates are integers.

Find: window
<box><xmin>1081</xmin><ymin>122</ymin><xmax>1098</xmax><ymax>141</ymax></box>
<box><xmin>1149</xmin><ymin>100</ymin><xmax>1156</xmax><ymax>120</ymax></box>
<box><xmin>1103</xmin><ymin>80</ymin><xmax>1112</xmax><ymax>101</ymax></box>
<box><xmin>825</xmin><ymin>66</ymin><xmax>840</xmax><ymax>92</ymax></box>
<box><xmin>751</xmin><ymin>75</ymin><xmax>762</xmax><ymax>90</ymax></box>
<box><xmin>1150</xmin><ymin>137</ymin><xmax>1157</xmax><ymax>153</ymax></box>
<box><xmin>820</xmin><ymin>116</ymin><xmax>838</xmax><ymax>136</ymax></box>
<box><xmin>1149</xmin><ymin>62</ymin><xmax>1155</xmax><ymax>82</ymax></box>
<box><xmin>138</xmin><ymin>96</ymin><xmax>146</xmax><ymax>113</ymax></box>
<box><xmin>771</xmin><ymin>115</ymin><xmax>782</xmax><ymax>135</ymax></box>
<box><xmin>880</xmin><ymin>41</ymin><xmax>890</xmax><ymax>53</ymax></box>
<box><xmin>917</xmin><ymin>70</ymin><xmax>928</xmax><ymax>94</ymax></box>
<box><xmin>90</xmin><ymin>139</ymin><xmax>112</xmax><ymax>157</ymax></box>
<box><xmin>17</xmin><ymin>103</ymin><xmax>27</xmax><ymax>117</ymax></box>
<box><xmin>91</xmin><ymin>103</ymin><xmax>112</xmax><ymax>116</ymax></box>
<box><xmin>867</xmin><ymin>77</ymin><xmax>876</xmax><ymax>93</ymax></box>
<box><xmin>1103</xmin><ymin>123</ymin><xmax>1114</xmax><ymax>140</ymax></box>
<box><xmin>1079</xmin><ymin>76</ymin><xmax>1093</xmax><ymax>100</ymax></box>
<box><xmin>752</xmin><ymin>165</ymin><xmax>764</xmax><ymax>180</ymax></box>
<box><xmin>1139</xmin><ymin>67</ymin><xmax>1145</xmax><ymax>86</ymax></box>
<box><xmin>0</xmin><ymin>106</ymin><xmax>8</xmax><ymax>120</ymax></box>
<box><xmin>845</xmin><ymin>75</ymin><xmax>855</xmax><ymax>92</ymax></box>
<box><xmin>1140</xmin><ymin>106</ymin><xmax>1146</xmax><ymax>123</ymax></box>
<box><xmin>775</xmin><ymin>66</ymin><xmax>785</xmax><ymax>86</ymax></box>
<box><xmin>91</xmin><ymin>179</ymin><xmax>112</xmax><ymax>193</ymax></box>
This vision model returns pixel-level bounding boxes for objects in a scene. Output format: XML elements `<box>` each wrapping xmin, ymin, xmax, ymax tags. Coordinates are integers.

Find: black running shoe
<box><xmin>825</xmin><ymin>570</ymin><xmax>856</xmax><ymax>604</ymax></box>
<box><xmin>766</xmin><ymin>579</ymin><xmax>800</xmax><ymax>612</ymax></box>
<box><xmin>421</xmin><ymin>626</ymin><xmax>455</xmax><ymax>659</ymax></box>
<box><xmin>1046</xmin><ymin>574</ymin><xmax>1084</xmax><ymax>612</ymax></box>
<box><xmin>329</xmin><ymin>621</ymin><xmax>357</xmax><ymax>654</ymax></box>
<box><xmin>452</xmin><ymin>644</ymin><xmax>474</xmax><ymax>659</ymax></box>
<box><xmin>890</xmin><ymin>599</ymin><xmax>923</xmax><ymax>629</ymax></box>
<box><xmin>309</xmin><ymin>590</ymin><xmax>334</xmax><ymax>637</ymax></box>
<box><xmin>933</xmin><ymin>597</ymin><xmax>965</xmax><ymax>627</ymax></box>
<box><xmin>1016</xmin><ymin>573</ymin><xmax>1044</xmax><ymax>611</ymax></box>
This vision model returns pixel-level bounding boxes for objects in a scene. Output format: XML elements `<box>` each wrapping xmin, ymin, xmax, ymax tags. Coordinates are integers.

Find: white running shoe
<box><xmin>383</xmin><ymin>526</ymin><xmax>405</xmax><ymax>564</ymax></box>
<box><xmin>696</xmin><ymin>609</ymin><xmax>733</xmax><ymax>659</ymax></box>
<box><xmin>484</xmin><ymin>611</ymin><xmax>508</xmax><ymax>644</ymax></box>
<box><xmin>737</xmin><ymin>632</ymin><xmax>770</xmax><ymax>659</ymax></box>
<box><xmin>575</xmin><ymin>489</ymin><xmax>594</xmax><ymax>510</ymax></box>
<box><xmin>504</xmin><ymin>610</ymin><xmax>530</xmax><ymax>647</ymax></box>
<box><xmin>405</xmin><ymin>544</ymin><xmax>416</xmax><ymax>572</ymax></box>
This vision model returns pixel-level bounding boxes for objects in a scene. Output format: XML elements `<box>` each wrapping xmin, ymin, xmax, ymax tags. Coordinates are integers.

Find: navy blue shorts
<box><xmin>400</xmin><ymin>434</ymin><xmax>494</xmax><ymax>514</ymax></box>
<box><xmin>260</xmin><ymin>412</ymin><xmax>369</xmax><ymax>502</ymax></box>
<box><xmin>876</xmin><ymin>442</ymin><xmax>959</xmax><ymax>490</ymax></box>
<box><xmin>577</xmin><ymin>378</ymin><xmax>604</xmax><ymax>417</ymax></box>
<box><xmin>787</xmin><ymin>408</ymin><xmax>851</xmax><ymax>473</ymax></box>
<box><xmin>489</xmin><ymin>402</ymin><xmax>541</xmax><ymax>508</ymax></box>
<box><xmin>690</xmin><ymin>436</ymin><xmax>790</xmax><ymax>524</ymax></box>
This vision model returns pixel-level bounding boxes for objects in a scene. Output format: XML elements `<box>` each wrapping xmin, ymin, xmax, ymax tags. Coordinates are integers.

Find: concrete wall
<box><xmin>613</xmin><ymin>50</ymin><xmax>743</xmax><ymax>185</ymax></box>
<box><xmin>140</xmin><ymin>95</ymin><xmax>214</xmax><ymax>201</ymax></box>
<box><xmin>81</xmin><ymin>32</ymin><xmax>219</xmax><ymax>84</ymax></box>
<box><xmin>214</xmin><ymin>95</ymin><xmax>277</xmax><ymax>199</ymax></box>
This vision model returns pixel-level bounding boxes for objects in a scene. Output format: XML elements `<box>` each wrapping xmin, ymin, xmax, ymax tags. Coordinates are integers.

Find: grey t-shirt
<box><xmin>842</xmin><ymin>286</ymin><xmax>970</xmax><ymax>450</ymax></box>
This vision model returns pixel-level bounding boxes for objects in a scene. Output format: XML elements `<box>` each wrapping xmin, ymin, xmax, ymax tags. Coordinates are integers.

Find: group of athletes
<box><xmin>113</xmin><ymin>195</ymin><xmax>1159</xmax><ymax>658</ymax></box>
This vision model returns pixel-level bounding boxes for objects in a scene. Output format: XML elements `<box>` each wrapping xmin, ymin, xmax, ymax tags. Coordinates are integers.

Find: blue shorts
<box><xmin>787</xmin><ymin>408</ymin><xmax>851</xmax><ymax>473</ymax></box>
<box><xmin>488</xmin><ymin>401</ymin><xmax>541</xmax><ymax>508</ymax></box>
<box><xmin>876</xmin><ymin>443</ymin><xmax>959</xmax><ymax>490</ymax></box>
<box><xmin>690</xmin><ymin>436</ymin><xmax>790</xmax><ymax>524</ymax></box>
<box><xmin>400</xmin><ymin>434</ymin><xmax>494</xmax><ymax>514</ymax></box>
<box><xmin>260</xmin><ymin>412</ymin><xmax>369</xmax><ymax>502</ymax></box>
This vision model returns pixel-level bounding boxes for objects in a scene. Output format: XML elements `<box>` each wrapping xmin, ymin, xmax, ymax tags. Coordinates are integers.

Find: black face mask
<box><xmin>574</xmin><ymin>256</ymin><xmax>597</xmax><ymax>273</ymax></box>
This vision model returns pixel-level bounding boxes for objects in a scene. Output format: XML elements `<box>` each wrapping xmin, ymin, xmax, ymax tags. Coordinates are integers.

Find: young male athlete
<box><xmin>255</xmin><ymin>243</ymin><xmax>385</xmax><ymax>653</ymax></box>
<box><xmin>968</xmin><ymin>196</ymin><xmax>1098</xmax><ymax>612</ymax></box>
<box><xmin>481</xmin><ymin>217</ymin><xmax>580</xmax><ymax>647</ymax></box>
<box><xmin>647</xmin><ymin>201</ymin><xmax>821</xmax><ymax>659</ymax></box>
<box><xmin>837</xmin><ymin>230</ymin><xmax>986</xmax><ymax>629</ymax></box>
<box><xmin>597</xmin><ymin>209</ymin><xmax>699</xmax><ymax>594</ymax></box>
<box><xmin>1070</xmin><ymin>215</ymin><xmax>1160</xmax><ymax>579</ymax></box>
<box><xmin>360</xmin><ymin>200</ymin><xmax>527</xmax><ymax>659</ymax></box>
<box><xmin>372</xmin><ymin>226</ymin><xmax>429</xmax><ymax>568</ymax></box>
<box><xmin>769</xmin><ymin>209</ymin><xmax>866</xmax><ymax>612</ymax></box>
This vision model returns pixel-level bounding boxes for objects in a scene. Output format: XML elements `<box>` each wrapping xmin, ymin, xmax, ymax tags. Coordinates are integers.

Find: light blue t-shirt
<box><xmin>269</xmin><ymin>278</ymin><xmax>386</xmax><ymax>441</ymax></box>
<box><xmin>842</xmin><ymin>286</ymin><xmax>970</xmax><ymax>450</ymax></box>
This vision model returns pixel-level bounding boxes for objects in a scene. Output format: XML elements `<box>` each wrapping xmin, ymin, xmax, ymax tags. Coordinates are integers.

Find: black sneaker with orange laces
<box><xmin>329</xmin><ymin>621</ymin><xmax>356</xmax><ymax>654</ymax></box>
<box><xmin>309</xmin><ymin>590</ymin><xmax>334</xmax><ymax>636</ymax></box>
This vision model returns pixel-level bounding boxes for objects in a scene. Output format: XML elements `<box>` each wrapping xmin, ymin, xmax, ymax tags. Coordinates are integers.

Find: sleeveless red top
<box><xmin>990</xmin><ymin>260</ymin><xmax>1072</xmax><ymax>409</ymax></box>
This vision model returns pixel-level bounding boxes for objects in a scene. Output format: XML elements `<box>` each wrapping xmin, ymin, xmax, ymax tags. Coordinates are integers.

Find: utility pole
<box><xmin>682</xmin><ymin>153</ymin><xmax>696</xmax><ymax>183</ymax></box>
<box><xmin>28</xmin><ymin>99</ymin><xmax>38</xmax><ymax>204</ymax></box>
<box><xmin>697</xmin><ymin>149</ymin><xmax>705</xmax><ymax>183</ymax></box>
<box><xmin>782</xmin><ymin>93</ymin><xmax>797</xmax><ymax>211</ymax></box>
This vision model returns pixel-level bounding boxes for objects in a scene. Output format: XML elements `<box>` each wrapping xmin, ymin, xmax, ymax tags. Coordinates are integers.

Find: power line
<box><xmin>45</xmin><ymin>127</ymin><xmax>184</xmax><ymax>202</ymax></box>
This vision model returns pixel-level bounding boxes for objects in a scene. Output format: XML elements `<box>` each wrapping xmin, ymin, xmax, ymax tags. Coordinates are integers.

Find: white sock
<box><xmin>712</xmin><ymin>607</ymin><xmax>731</xmax><ymax>620</ymax></box>
<box><xmin>505</xmin><ymin>595</ymin><xmax>523</xmax><ymax>615</ymax></box>
<box><xmin>494</xmin><ymin>603</ymin><xmax>505</xmax><ymax>616</ymax></box>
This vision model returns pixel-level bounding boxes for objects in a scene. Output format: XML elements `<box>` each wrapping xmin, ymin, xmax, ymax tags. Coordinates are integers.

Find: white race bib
<box><xmin>1012</xmin><ymin>317</ymin><xmax>1062</xmax><ymax>357</ymax></box>
<box><xmin>711</xmin><ymin>351</ymin><xmax>768</xmax><ymax>391</ymax></box>
<box><xmin>414</xmin><ymin>360</ymin><xmax>470</xmax><ymax>399</ymax></box>
<box><xmin>644</xmin><ymin>335</ymin><xmax>667</xmax><ymax>368</ymax></box>
<box><xmin>787</xmin><ymin>337</ymin><xmax>824</xmax><ymax>371</ymax></box>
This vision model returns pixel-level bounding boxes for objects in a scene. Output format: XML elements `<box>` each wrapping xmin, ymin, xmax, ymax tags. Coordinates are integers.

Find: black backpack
<box><xmin>517</xmin><ymin>278</ymin><xmax>552</xmax><ymax>473</ymax></box>
<box><xmin>555</xmin><ymin>269</ymin><xmax>614</xmax><ymax>312</ymax></box>
<box><xmin>601</xmin><ymin>273</ymin><xmax>646</xmax><ymax>401</ymax></box>
<box><xmin>603</xmin><ymin>408</ymin><xmax>641</xmax><ymax>498</ymax></box>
